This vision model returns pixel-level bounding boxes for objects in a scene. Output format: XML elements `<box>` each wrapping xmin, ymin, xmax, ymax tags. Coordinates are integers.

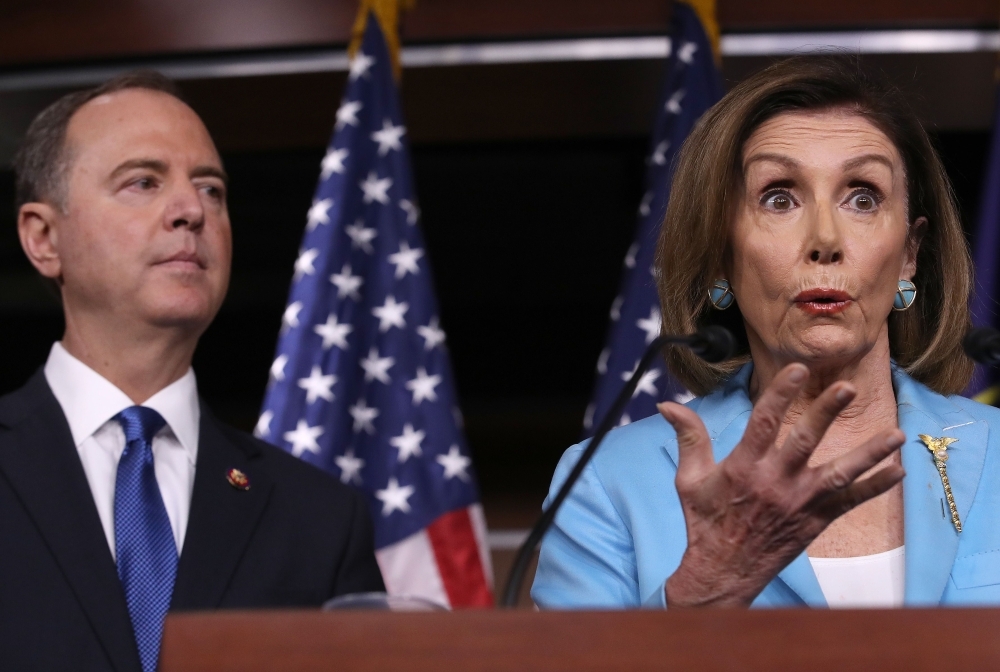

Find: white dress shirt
<box><xmin>809</xmin><ymin>546</ymin><xmax>906</xmax><ymax>608</ymax></box>
<box><xmin>44</xmin><ymin>342</ymin><xmax>200</xmax><ymax>559</ymax></box>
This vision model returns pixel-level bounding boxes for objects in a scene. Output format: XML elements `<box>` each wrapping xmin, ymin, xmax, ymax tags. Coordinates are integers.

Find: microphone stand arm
<box><xmin>500</xmin><ymin>334</ymin><xmax>684</xmax><ymax>608</ymax></box>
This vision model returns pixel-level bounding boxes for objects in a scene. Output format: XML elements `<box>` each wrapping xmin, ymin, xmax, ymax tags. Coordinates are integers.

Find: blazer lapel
<box><xmin>896</xmin><ymin>373</ymin><xmax>988</xmax><ymax>605</ymax></box>
<box><xmin>0</xmin><ymin>372</ymin><xmax>140</xmax><ymax>672</ymax></box>
<box><xmin>171</xmin><ymin>408</ymin><xmax>274</xmax><ymax>610</ymax></box>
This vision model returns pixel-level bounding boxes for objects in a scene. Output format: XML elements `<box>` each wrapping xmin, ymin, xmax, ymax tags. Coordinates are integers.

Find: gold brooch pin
<box><xmin>918</xmin><ymin>435</ymin><xmax>961</xmax><ymax>533</ymax></box>
<box><xmin>226</xmin><ymin>468</ymin><xmax>250</xmax><ymax>491</ymax></box>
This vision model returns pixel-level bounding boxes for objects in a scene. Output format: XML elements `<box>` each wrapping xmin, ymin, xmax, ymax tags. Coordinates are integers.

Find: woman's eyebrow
<box><xmin>841</xmin><ymin>153</ymin><xmax>895</xmax><ymax>175</ymax></box>
<box><xmin>743</xmin><ymin>152</ymin><xmax>798</xmax><ymax>171</ymax></box>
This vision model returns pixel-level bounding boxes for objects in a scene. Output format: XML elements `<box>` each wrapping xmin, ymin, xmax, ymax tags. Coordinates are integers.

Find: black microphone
<box><xmin>964</xmin><ymin>327</ymin><xmax>1000</xmax><ymax>366</ymax></box>
<box><xmin>500</xmin><ymin>325</ymin><xmax>736</xmax><ymax>607</ymax></box>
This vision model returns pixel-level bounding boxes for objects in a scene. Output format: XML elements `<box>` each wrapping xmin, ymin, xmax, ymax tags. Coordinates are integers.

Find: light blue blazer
<box><xmin>532</xmin><ymin>364</ymin><xmax>1000</xmax><ymax>609</ymax></box>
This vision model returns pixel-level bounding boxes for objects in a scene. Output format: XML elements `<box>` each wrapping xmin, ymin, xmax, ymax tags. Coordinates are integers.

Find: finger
<box><xmin>737</xmin><ymin>363</ymin><xmax>809</xmax><ymax>460</ymax></box>
<box><xmin>778</xmin><ymin>382</ymin><xmax>857</xmax><ymax>472</ymax></box>
<box><xmin>813</xmin><ymin>429</ymin><xmax>904</xmax><ymax>494</ymax></box>
<box><xmin>816</xmin><ymin>463</ymin><xmax>905</xmax><ymax>521</ymax></box>
<box><xmin>659</xmin><ymin>402</ymin><xmax>714</xmax><ymax>485</ymax></box>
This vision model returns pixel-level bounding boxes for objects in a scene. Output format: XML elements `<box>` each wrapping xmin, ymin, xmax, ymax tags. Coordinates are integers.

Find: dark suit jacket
<box><xmin>0</xmin><ymin>370</ymin><xmax>384</xmax><ymax>671</ymax></box>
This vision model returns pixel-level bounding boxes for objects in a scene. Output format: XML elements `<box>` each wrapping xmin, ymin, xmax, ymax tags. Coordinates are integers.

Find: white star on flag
<box><xmin>666</xmin><ymin>89</ymin><xmax>686</xmax><ymax>114</ymax></box>
<box><xmin>349</xmin><ymin>51</ymin><xmax>375</xmax><ymax>81</ymax></box>
<box><xmin>345</xmin><ymin>220</ymin><xmax>378</xmax><ymax>253</ymax></box>
<box><xmin>372</xmin><ymin>295</ymin><xmax>408</xmax><ymax>332</ymax></box>
<box><xmin>282</xmin><ymin>301</ymin><xmax>303</xmax><ymax>331</ymax></box>
<box><xmin>335</xmin><ymin>100</ymin><xmax>363</xmax><ymax>130</ymax></box>
<box><xmin>678</xmin><ymin>41</ymin><xmax>698</xmax><ymax>64</ymax></box>
<box><xmin>624</xmin><ymin>242</ymin><xmax>639</xmax><ymax>269</ymax></box>
<box><xmin>436</xmin><ymin>445</ymin><xmax>472</xmax><ymax>481</ymax></box>
<box><xmin>306</xmin><ymin>198</ymin><xmax>333</xmax><ymax>231</ymax></box>
<box><xmin>360</xmin><ymin>347</ymin><xmax>395</xmax><ymax>384</ymax></box>
<box><xmin>253</xmin><ymin>410</ymin><xmax>273</xmax><ymax>438</ymax></box>
<box><xmin>360</xmin><ymin>171</ymin><xmax>392</xmax><ymax>204</ymax></box>
<box><xmin>417</xmin><ymin>317</ymin><xmax>446</xmax><ymax>350</ymax></box>
<box><xmin>335</xmin><ymin>449</ymin><xmax>365</xmax><ymax>485</ymax></box>
<box><xmin>297</xmin><ymin>365</ymin><xmax>336</xmax><ymax>404</ymax></box>
<box><xmin>390</xmin><ymin>423</ymin><xmax>425</xmax><ymax>462</ymax></box>
<box><xmin>330</xmin><ymin>264</ymin><xmax>364</xmax><ymax>300</ymax></box>
<box><xmin>610</xmin><ymin>296</ymin><xmax>623</xmax><ymax>321</ymax></box>
<box><xmin>636</xmin><ymin>307</ymin><xmax>662</xmax><ymax>344</ymax></box>
<box><xmin>371</xmin><ymin>118</ymin><xmax>406</xmax><ymax>156</ymax></box>
<box><xmin>375</xmin><ymin>477</ymin><xmax>415</xmax><ymax>516</ymax></box>
<box><xmin>349</xmin><ymin>398</ymin><xmax>379</xmax><ymax>434</ymax></box>
<box><xmin>269</xmin><ymin>354</ymin><xmax>288</xmax><ymax>382</ymax></box>
<box><xmin>617</xmin><ymin>412</ymin><xmax>632</xmax><ymax>428</ymax></box>
<box><xmin>639</xmin><ymin>191</ymin><xmax>653</xmax><ymax>217</ymax></box>
<box><xmin>387</xmin><ymin>241</ymin><xmax>424</xmax><ymax>279</ymax></box>
<box><xmin>320</xmin><ymin>148</ymin><xmax>349</xmax><ymax>179</ymax></box>
<box><xmin>399</xmin><ymin>199</ymin><xmax>420</xmax><ymax>224</ymax></box>
<box><xmin>622</xmin><ymin>363</ymin><xmax>662</xmax><ymax>398</ymax></box>
<box><xmin>283</xmin><ymin>419</ymin><xmax>324</xmax><ymax>457</ymax></box>
<box><xmin>293</xmin><ymin>248</ymin><xmax>320</xmax><ymax>281</ymax></box>
<box><xmin>313</xmin><ymin>314</ymin><xmax>352</xmax><ymax>350</ymax></box>
<box><xmin>650</xmin><ymin>140</ymin><xmax>670</xmax><ymax>166</ymax></box>
<box><xmin>406</xmin><ymin>367</ymin><xmax>442</xmax><ymax>405</ymax></box>
<box><xmin>596</xmin><ymin>348</ymin><xmax>610</xmax><ymax>374</ymax></box>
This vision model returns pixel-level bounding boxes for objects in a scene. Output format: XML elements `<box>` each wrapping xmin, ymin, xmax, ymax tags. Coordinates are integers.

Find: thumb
<box><xmin>658</xmin><ymin>401</ymin><xmax>714</xmax><ymax>483</ymax></box>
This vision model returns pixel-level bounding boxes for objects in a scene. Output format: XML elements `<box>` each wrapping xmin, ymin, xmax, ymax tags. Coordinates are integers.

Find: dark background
<box><xmin>0</xmin><ymin>128</ymin><xmax>991</xmax><ymax>519</ymax></box>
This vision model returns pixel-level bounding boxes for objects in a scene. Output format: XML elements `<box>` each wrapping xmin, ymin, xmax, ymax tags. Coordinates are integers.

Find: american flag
<box><xmin>584</xmin><ymin>2</ymin><xmax>724</xmax><ymax>435</ymax></box>
<box><xmin>256</xmin><ymin>14</ymin><xmax>493</xmax><ymax>608</ymax></box>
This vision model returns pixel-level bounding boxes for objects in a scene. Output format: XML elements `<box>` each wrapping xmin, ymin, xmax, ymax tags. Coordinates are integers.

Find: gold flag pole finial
<box><xmin>680</xmin><ymin>0</ymin><xmax>720</xmax><ymax>64</ymax></box>
<box><xmin>348</xmin><ymin>0</ymin><xmax>416</xmax><ymax>80</ymax></box>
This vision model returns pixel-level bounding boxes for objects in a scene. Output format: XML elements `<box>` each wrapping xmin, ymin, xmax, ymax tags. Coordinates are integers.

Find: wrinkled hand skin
<box><xmin>660</xmin><ymin>363</ymin><xmax>905</xmax><ymax>608</ymax></box>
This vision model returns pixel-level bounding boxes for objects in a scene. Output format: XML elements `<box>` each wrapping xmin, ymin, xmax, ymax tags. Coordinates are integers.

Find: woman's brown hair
<box><xmin>657</xmin><ymin>55</ymin><xmax>973</xmax><ymax>396</ymax></box>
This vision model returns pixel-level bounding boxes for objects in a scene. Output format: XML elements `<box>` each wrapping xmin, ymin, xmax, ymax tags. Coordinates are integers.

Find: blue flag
<box><xmin>969</xmin><ymin>88</ymin><xmax>1000</xmax><ymax>403</ymax></box>
<box><xmin>256</xmin><ymin>15</ymin><xmax>493</xmax><ymax>607</ymax></box>
<box><xmin>584</xmin><ymin>2</ymin><xmax>724</xmax><ymax>435</ymax></box>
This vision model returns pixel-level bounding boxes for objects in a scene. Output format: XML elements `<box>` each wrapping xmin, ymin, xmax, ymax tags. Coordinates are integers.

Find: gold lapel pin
<box><xmin>918</xmin><ymin>435</ymin><xmax>961</xmax><ymax>533</ymax></box>
<box><xmin>226</xmin><ymin>468</ymin><xmax>251</xmax><ymax>491</ymax></box>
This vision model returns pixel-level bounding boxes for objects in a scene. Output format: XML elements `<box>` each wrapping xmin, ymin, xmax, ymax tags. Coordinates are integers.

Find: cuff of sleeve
<box><xmin>642</xmin><ymin>580</ymin><xmax>668</xmax><ymax>609</ymax></box>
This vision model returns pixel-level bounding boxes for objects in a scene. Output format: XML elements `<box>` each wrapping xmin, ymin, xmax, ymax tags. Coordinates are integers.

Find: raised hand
<box><xmin>659</xmin><ymin>363</ymin><xmax>905</xmax><ymax>608</ymax></box>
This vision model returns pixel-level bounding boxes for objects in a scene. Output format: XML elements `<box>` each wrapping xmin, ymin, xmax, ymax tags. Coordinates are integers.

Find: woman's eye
<box><xmin>762</xmin><ymin>192</ymin><xmax>795</xmax><ymax>211</ymax></box>
<box><xmin>846</xmin><ymin>190</ymin><xmax>880</xmax><ymax>212</ymax></box>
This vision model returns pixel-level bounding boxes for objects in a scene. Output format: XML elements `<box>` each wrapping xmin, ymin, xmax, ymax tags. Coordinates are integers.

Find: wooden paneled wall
<box><xmin>2</xmin><ymin>0</ymin><xmax>998</xmax><ymax>67</ymax></box>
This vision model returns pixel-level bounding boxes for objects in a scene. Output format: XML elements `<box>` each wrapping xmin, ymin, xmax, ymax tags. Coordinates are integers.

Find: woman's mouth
<box><xmin>793</xmin><ymin>288</ymin><xmax>852</xmax><ymax>316</ymax></box>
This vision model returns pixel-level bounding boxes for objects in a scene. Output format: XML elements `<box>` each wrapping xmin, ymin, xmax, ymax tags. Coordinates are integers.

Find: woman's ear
<box><xmin>18</xmin><ymin>202</ymin><xmax>63</xmax><ymax>281</ymax></box>
<box><xmin>901</xmin><ymin>216</ymin><xmax>927</xmax><ymax>281</ymax></box>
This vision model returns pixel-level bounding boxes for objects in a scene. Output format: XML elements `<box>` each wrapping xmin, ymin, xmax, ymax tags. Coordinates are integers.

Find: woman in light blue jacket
<box><xmin>532</xmin><ymin>56</ymin><xmax>1000</xmax><ymax>609</ymax></box>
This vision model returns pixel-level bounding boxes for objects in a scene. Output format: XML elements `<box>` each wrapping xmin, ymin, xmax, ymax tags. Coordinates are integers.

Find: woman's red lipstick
<box><xmin>794</xmin><ymin>288</ymin><xmax>852</xmax><ymax>316</ymax></box>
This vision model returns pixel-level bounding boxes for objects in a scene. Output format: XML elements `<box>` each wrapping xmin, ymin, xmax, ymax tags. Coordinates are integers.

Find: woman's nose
<box><xmin>806</xmin><ymin>206</ymin><xmax>843</xmax><ymax>264</ymax></box>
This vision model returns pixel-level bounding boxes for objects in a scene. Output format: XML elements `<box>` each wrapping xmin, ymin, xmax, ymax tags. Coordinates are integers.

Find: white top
<box><xmin>44</xmin><ymin>342</ymin><xmax>200</xmax><ymax>559</ymax></box>
<box><xmin>809</xmin><ymin>546</ymin><xmax>905</xmax><ymax>608</ymax></box>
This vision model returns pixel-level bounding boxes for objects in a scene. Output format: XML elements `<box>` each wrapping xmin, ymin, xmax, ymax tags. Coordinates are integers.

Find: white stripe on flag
<box><xmin>375</xmin><ymin>530</ymin><xmax>451</xmax><ymax>609</ymax></box>
<box><xmin>467</xmin><ymin>503</ymin><xmax>494</xmax><ymax>589</ymax></box>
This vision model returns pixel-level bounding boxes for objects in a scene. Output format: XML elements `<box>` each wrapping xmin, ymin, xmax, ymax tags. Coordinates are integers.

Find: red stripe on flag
<box><xmin>425</xmin><ymin>508</ymin><xmax>494</xmax><ymax>608</ymax></box>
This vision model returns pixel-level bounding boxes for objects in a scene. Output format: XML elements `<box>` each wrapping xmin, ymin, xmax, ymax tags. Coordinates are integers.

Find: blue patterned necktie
<box><xmin>114</xmin><ymin>406</ymin><xmax>177</xmax><ymax>672</ymax></box>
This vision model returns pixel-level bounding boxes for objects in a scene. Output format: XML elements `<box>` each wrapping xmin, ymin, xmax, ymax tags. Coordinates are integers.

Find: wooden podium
<box><xmin>161</xmin><ymin>608</ymin><xmax>1000</xmax><ymax>671</ymax></box>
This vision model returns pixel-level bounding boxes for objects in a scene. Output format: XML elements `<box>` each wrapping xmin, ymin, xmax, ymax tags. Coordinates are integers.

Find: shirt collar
<box><xmin>43</xmin><ymin>342</ymin><xmax>200</xmax><ymax>464</ymax></box>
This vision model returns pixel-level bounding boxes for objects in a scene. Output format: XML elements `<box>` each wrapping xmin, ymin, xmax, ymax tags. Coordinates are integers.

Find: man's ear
<box><xmin>901</xmin><ymin>216</ymin><xmax>927</xmax><ymax>281</ymax></box>
<box><xmin>18</xmin><ymin>202</ymin><xmax>63</xmax><ymax>281</ymax></box>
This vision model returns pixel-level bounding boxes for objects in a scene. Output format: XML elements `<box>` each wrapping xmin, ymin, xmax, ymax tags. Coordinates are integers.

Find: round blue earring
<box><xmin>708</xmin><ymin>279</ymin><xmax>735</xmax><ymax>310</ymax></box>
<box><xmin>893</xmin><ymin>279</ymin><xmax>916</xmax><ymax>311</ymax></box>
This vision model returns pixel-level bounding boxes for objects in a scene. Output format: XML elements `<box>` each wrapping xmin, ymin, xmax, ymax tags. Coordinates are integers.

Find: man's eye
<box><xmin>132</xmin><ymin>177</ymin><xmax>156</xmax><ymax>190</ymax></box>
<box><xmin>762</xmin><ymin>192</ymin><xmax>795</xmax><ymax>211</ymax></box>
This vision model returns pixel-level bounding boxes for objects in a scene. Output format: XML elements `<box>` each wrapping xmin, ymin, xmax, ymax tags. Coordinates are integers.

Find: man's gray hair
<box><xmin>12</xmin><ymin>70</ymin><xmax>182</xmax><ymax>211</ymax></box>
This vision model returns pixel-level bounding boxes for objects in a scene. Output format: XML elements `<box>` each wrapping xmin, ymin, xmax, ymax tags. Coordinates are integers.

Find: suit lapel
<box><xmin>171</xmin><ymin>408</ymin><xmax>274</xmax><ymax>610</ymax></box>
<box><xmin>896</xmin><ymin>374</ymin><xmax>988</xmax><ymax>605</ymax></box>
<box><xmin>0</xmin><ymin>372</ymin><xmax>140</xmax><ymax>672</ymax></box>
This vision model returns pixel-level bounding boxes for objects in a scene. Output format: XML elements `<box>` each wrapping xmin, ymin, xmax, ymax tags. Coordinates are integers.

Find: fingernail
<box><xmin>835</xmin><ymin>386</ymin><xmax>854</xmax><ymax>403</ymax></box>
<box><xmin>887</xmin><ymin>432</ymin><xmax>904</xmax><ymax>448</ymax></box>
<box><xmin>657</xmin><ymin>402</ymin><xmax>674</xmax><ymax>422</ymax></box>
<box><xmin>788</xmin><ymin>365</ymin><xmax>807</xmax><ymax>383</ymax></box>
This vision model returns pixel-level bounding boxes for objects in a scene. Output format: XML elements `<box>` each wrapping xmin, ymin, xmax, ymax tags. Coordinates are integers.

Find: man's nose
<box><xmin>165</xmin><ymin>183</ymin><xmax>205</xmax><ymax>232</ymax></box>
<box><xmin>806</xmin><ymin>203</ymin><xmax>843</xmax><ymax>264</ymax></box>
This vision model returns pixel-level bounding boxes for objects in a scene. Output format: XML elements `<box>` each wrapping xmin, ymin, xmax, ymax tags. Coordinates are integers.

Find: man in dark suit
<box><xmin>0</xmin><ymin>72</ymin><xmax>384</xmax><ymax>672</ymax></box>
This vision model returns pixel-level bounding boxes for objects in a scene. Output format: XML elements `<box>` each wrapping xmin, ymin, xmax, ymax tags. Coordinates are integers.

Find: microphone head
<box><xmin>963</xmin><ymin>327</ymin><xmax>1000</xmax><ymax>365</ymax></box>
<box><xmin>690</xmin><ymin>325</ymin><xmax>736</xmax><ymax>363</ymax></box>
